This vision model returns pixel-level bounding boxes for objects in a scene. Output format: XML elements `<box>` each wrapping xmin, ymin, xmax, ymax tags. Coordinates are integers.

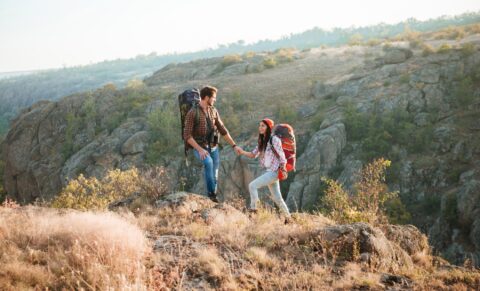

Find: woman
<box><xmin>238</xmin><ymin>118</ymin><xmax>291</xmax><ymax>220</ymax></box>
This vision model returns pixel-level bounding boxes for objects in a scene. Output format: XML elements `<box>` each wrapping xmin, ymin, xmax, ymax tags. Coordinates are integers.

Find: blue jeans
<box><xmin>194</xmin><ymin>146</ymin><xmax>220</xmax><ymax>195</ymax></box>
<box><xmin>248</xmin><ymin>170</ymin><xmax>290</xmax><ymax>216</ymax></box>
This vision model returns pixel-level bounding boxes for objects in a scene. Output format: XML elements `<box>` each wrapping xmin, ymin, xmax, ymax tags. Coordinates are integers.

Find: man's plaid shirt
<box><xmin>183</xmin><ymin>105</ymin><xmax>228</xmax><ymax>149</ymax></box>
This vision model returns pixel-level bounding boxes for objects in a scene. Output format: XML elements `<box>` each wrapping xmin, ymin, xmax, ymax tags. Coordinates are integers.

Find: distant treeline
<box><xmin>0</xmin><ymin>11</ymin><xmax>479</xmax><ymax>135</ymax></box>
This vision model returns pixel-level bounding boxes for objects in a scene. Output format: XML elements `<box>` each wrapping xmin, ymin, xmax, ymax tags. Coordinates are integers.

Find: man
<box><xmin>183</xmin><ymin>86</ymin><xmax>242</xmax><ymax>202</ymax></box>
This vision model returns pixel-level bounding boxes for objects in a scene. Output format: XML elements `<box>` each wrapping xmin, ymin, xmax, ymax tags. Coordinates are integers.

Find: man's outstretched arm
<box><xmin>215</xmin><ymin>112</ymin><xmax>243</xmax><ymax>154</ymax></box>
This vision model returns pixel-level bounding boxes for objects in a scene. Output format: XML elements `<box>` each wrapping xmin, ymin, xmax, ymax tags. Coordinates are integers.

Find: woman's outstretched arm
<box><xmin>240</xmin><ymin>149</ymin><xmax>256</xmax><ymax>159</ymax></box>
<box><xmin>240</xmin><ymin>145</ymin><xmax>258</xmax><ymax>159</ymax></box>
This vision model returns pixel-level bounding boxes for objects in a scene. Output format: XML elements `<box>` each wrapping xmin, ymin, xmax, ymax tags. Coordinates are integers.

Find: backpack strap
<box><xmin>195</xmin><ymin>106</ymin><xmax>200</xmax><ymax>128</ymax></box>
<box><xmin>184</xmin><ymin>106</ymin><xmax>201</xmax><ymax>158</ymax></box>
<box><xmin>269</xmin><ymin>136</ymin><xmax>280</xmax><ymax>159</ymax></box>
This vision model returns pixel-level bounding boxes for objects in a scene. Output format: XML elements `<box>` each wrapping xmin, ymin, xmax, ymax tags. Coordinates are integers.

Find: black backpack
<box><xmin>179</xmin><ymin>89</ymin><xmax>201</xmax><ymax>156</ymax></box>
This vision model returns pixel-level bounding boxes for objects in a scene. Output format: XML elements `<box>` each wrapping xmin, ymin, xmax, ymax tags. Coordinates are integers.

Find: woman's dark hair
<box><xmin>258</xmin><ymin>120</ymin><xmax>272</xmax><ymax>153</ymax></box>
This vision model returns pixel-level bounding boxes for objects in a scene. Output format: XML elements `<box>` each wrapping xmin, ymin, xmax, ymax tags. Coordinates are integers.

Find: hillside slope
<box><xmin>1</xmin><ymin>193</ymin><xmax>479</xmax><ymax>290</ymax></box>
<box><xmin>0</xmin><ymin>13</ymin><xmax>479</xmax><ymax>136</ymax></box>
<box><xmin>3</xmin><ymin>31</ymin><xmax>480</xmax><ymax>268</ymax></box>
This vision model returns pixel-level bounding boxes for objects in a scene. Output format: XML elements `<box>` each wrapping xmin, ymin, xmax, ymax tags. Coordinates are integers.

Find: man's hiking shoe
<box><xmin>208</xmin><ymin>193</ymin><xmax>219</xmax><ymax>203</ymax></box>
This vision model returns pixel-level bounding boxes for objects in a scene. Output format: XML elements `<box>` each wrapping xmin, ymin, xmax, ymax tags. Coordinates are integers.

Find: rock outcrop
<box><xmin>286</xmin><ymin>122</ymin><xmax>347</xmax><ymax>210</ymax></box>
<box><xmin>3</xmin><ymin>39</ymin><xmax>480</xmax><ymax>268</ymax></box>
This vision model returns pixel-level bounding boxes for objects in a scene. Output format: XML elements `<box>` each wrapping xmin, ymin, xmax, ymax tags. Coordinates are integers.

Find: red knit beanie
<box><xmin>262</xmin><ymin>118</ymin><xmax>274</xmax><ymax>130</ymax></box>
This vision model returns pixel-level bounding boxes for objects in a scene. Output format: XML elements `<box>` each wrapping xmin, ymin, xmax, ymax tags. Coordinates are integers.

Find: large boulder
<box><xmin>2</xmin><ymin>90</ymin><xmax>149</xmax><ymax>203</ymax></box>
<box><xmin>121</xmin><ymin>131</ymin><xmax>149</xmax><ymax>155</ymax></box>
<box><xmin>383</xmin><ymin>48</ymin><xmax>413</xmax><ymax>64</ymax></box>
<box><xmin>379</xmin><ymin>224</ymin><xmax>430</xmax><ymax>256</ymax></box>
<box><xmin>303</xmin><ymin>223</ymin><xmax>415</xmax><ymax>272</ymax></box>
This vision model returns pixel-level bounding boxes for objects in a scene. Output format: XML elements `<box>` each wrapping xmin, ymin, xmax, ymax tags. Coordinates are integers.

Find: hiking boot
<box><xmin>208</xmin><ymin>192</ymin><xmax>219</xmax><ymax>203</ymax></box>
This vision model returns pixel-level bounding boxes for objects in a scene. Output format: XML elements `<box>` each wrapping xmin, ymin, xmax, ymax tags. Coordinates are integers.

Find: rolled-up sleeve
<box><xmin>251</xmin><ymin>145</ymin><xmax>259</xmax><ymax>158</ymax></box>
<box><xmin>183</xmin><ymin>109</ymin><xmax>195</xmax><ymax>141</ymax></box>
<box><xmin>272</xmin><ymin>136</ymin><xmax>287</xmax><ymax>165</ymax></box>
<box><xmin>215</xmin><ymin>111</ymin><xmax>229</xmax><ymax>136</ymax></box>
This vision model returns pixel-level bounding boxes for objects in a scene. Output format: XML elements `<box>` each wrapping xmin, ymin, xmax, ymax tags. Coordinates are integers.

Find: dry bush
<box><xmin>1</xmin><ymin>197</ymin><xmax>20</xmax><ymax>209</ymax></box>
<box><xmin>51</xmin><ymin>167</ymin><xmax>170</xmax><ymax>210</ymax></box>
<box><xmin>0</xmin><ymin>206</ymin><xmax>148</xmax><ymax>290</ymax></box>
<box><xmin>321</xmin><ymin>158</ymin><xmax>398</xmax><ymax>225</ymax></box>
<box><xmin>263</xmin><ymin>57</ymin><xmax>277</xmax><ymax>68</ymax></box>
<box><xmin>437</xmin><ymin>43</ymin><xmax>453</xmax><ymax>54</ymax></box>
<box><xmin>245</xmin><ymin>247</ymin><xmax>278</xmax><ymax>269</ymax></box>
<box><xmin>189</xmin><ymin>246</ymin><xmax>239</xmax><ymax>289</ymax></box>
<box><xmin>422</xmin><ymin>43</ymin><xmax>435</xmax><ymax>56</ymax></box>
<box><xmin>51</xmin><ymin>169</ymin><xmax>141</xmax><ymax>210</ymax></box>
<box><xmin>466</xmin><ymin>23</ymin><xmax>480</xmax><ymax>34</ymax></box>
<box><xmin>138</xmin><ymin>166</ymin><xmax>171</xmax><ymax>201</ymax></box>
<box><xmin>461</xmin><ymin>43</ymin><xmax>476</xmax><ymax>57</ymax></box>
<box><xmin>333</xmin><ymin>262</ymin><xmax>381</xmax><ymax>289</ymax></box>
<box><xmin>222</xmin><ymin>54</ymin><xmax>242</xmax><ymax>67</ymax></box>
<box><xmin>139</xmin><ymin>194</ymin><xmax>480</xmax><ymax>290</ymax></box>
<box><xmin>433</xmin><ymin>26</ymin><xmax>466</xmax><ymax>40</ymax></box>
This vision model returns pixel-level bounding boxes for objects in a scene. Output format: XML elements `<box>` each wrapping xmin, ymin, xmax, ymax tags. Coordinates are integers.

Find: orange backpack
<box><xmin>270</xmin><ymin>124</ymin><xmax>296</xmax><ymax>180</ymax></box>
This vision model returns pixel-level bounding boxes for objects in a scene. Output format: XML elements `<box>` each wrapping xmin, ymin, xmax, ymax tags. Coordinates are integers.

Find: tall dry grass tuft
<box><xmin>0</xmin><ymin>206</ymin><xmax>149</xmax><ymax>290</ymax></box>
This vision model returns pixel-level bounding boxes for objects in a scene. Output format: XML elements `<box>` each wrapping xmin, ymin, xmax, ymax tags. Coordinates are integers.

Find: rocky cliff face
<box><xmin>285</xmin><ymin>45</ymin><xmax>480</xmax><ymax>266</ymax></box>
<box><xmin>3</xmin><ymin>41</ymin><xmax>480</xmax><ymax>266</ymax></box>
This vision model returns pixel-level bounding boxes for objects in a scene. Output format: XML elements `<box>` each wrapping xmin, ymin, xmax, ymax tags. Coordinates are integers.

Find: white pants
<box><xmin>248</xmin><ymin>171</ymin><xmax>290</xmax><ymax>216</ymax></box>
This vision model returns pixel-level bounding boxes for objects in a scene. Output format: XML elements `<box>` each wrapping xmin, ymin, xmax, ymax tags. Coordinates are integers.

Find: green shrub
<box><xmin>215</xmin><ymin>94</ymin><xmax>244</xmax><ymax>138</ymax></box>
<box><xmin>243</xmin><ymin>51</ymin><xmax>256</xmax><ymax>59</ymax></box>
<box><xmin>437</xmin><ymin>43</ymin><xmax>452</xmax><ymax>54</ymax></box>
<box><xmin>230</xmin><ymin>91</ymin><xmax>252</xmax><ymax>111</ymax></box>
<box><xmin>51</xmin><ymin>169</ymin><xmax>141</xmax><ymax>210</ymax></box>
<box><xmin>348</xmin><ymin>34</ymin><xmax>363</xmax><ymax>46</ymax></box>
<box><xmin>443</xmin><ymin>192</ymin><xmax>458</xmax><ymax>226</ymax></box>
<box><xmin>320</xmin><ymin>158</ymin><xmax>404</xmax><ymax>225</ymax></box>
<box><xmin>222</xmin><ymin>54</ymin><xmax>242</xmax><ymax>67</ymax></box>
<box><xmin>275</xmin><ymin>48</ymin><xmax>295</xmax><ymax>63</ymax></box>
<box><xmin>263</xmin><ymin>57</ymin><xmax>277</xmax><ymax>68</ymax></box>
<box><xmin>399</xmin><ymin>74</ymin><xmax>411</xmax><ymax>84</ymax></box>
<box><xmin>409</xmin><ymin>39</ymin><xmax>422</xmax><ymax>49</ymax></box>
<box><xmin>384</xmin><ymin>196</ymin><xmax>412</xmax><ymax>224</ymax></box>
<box><xmin>276</xmin><ymin>104</ymin><xmax>298</xmax><ymax>124</ymax></box>
<box><xmin>310</xmin><ymin>111</ymin><xmax>325</xmax><ymax>131</ymax></box>
<box><xmin>343</xmin><ymin>103</ymin><xmax>369</xmax><ymax>141</ymax></box>
<box><xmin>145</xmin><ymin>105</ymin><xmax>180</xmax><ymax>163</ymax></box>
<box><xmin>420</xmin><ymin>194</ymin><xmax>441</xmax><ymax>215</ymax></box>
<box><xmin>454</xmin><ymin>76</ymin><xmax>475</xmax><ymax>108</ymax></box>
<box><xmin>51</xmin><ymin>167</ymin><xmax>170</xmax><ymax>210</ymax></box>
<box><xmin>422</xmin><ymin>44</ymin><xmax>435</xmax><ymax>56</ymax></box>
<box><xmin>433</xmin><ymin>26</ymin><xmax>465</xmax><ymax>40</ymax></box>
<box><xmin>62</xmin><ymin>112</ymin><xmax>82</xmax><ymax>160</ymax></box>
<box><xmin>343</xmin><ymin>104</ymin><xmax>433</xmax><ymax>161</ymax></box>
<box><xmin>367</xmin><ymin>38</ymin><xmax>381</xmax><ymax>47</ymax></box>
<box><xmin>461</xmin><ymin>43</ymin><xmax>476</xmax><ymax>57</ymax></box>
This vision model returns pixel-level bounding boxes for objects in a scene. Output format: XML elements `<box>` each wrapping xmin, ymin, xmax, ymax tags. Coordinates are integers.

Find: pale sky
<box><xmin>0</xmin><ymin>0</ymin><xmax>479</xmax><ymax>72</ymax></box>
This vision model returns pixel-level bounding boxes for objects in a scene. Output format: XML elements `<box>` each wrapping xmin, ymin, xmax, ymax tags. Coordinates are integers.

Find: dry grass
<box><xmin>1</xmin><ymin>194</ymin><xmax>480</xmax><ymax>290</ymax></box>
<box><xmin>0</xmin><ymin>206</ymin><xmax>149</xmax><ymax>290</ymax></box>
<box><xmin>140</xmin><ymin>196</ymin><xmax>480</xmax><ymax>290</ymax></box>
